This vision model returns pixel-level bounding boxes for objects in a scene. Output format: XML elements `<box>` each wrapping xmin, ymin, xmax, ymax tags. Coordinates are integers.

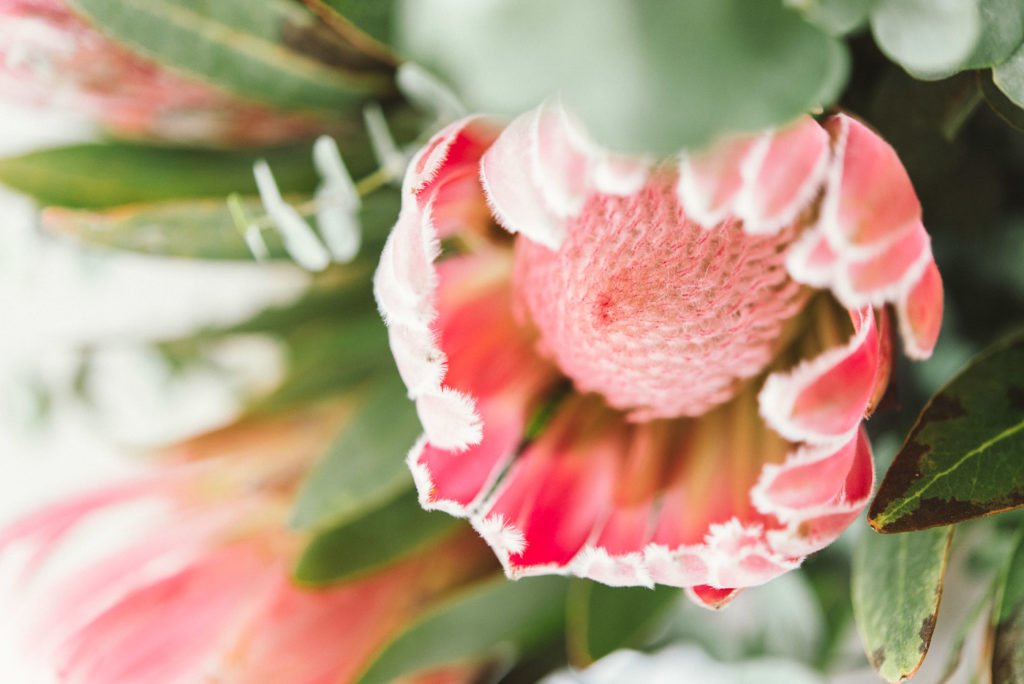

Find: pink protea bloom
<box><xmin>374</xmin><ymin>101</ymin><xmax>943</xmax><ymax>608</ymax></box>
<box><xmin>0</xmin><ymin>404</ymin><xmax>493</xmax><ymax>683</ymax></box>
<box><xmin>0</xmin><ymin>0</ymin><xmax>329</xmax><ymax>145</ymax></box>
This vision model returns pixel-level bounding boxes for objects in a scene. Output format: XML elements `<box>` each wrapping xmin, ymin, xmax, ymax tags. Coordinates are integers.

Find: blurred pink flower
<box><xmin>0</xmin><ymin>0</ymin><xmax>327</xmax><ymax>145</ymax></box>
<box><xmin>374</xmin><ymin>101</ymin><xmax>943</xmax><ymax>608</ymax></box>
<box><xmin>0</xmin><ymin>403</ymin><xmax>493</xmax><ymax>683</ymax></box>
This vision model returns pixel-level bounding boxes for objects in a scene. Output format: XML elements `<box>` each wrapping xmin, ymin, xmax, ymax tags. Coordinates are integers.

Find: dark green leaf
<box><xmin>291</xmin><ymin>371</ymin><xmax>421</xmax><ymax>531</ymax></box>
<box><xmin>400</xmin><ymin>0</ymin><xmax>848</xmax><ymax>153</ymax></box>
<box><xmin>869</xmin><ymin>332</ymin><xmax>1024</xmax><ymax>532</ymax></box>
<box><xmin>852</xmin><ymin>527</ymin><xmax>953</xmax><ymax>683</ymax></box>
<box><xmin>0</xmin><ymin>143</ymin><xmax>319</xmax><ymax>209</ymax></box>
<box><xmin>994</xmin><ymin>532</ymin><xmax>1024</xmax><ymax>683</ymax></box>
<box><xmin>565</xmin><ymin>580</ymin><xmax>678</xmax><ymax>666</ymax></box>
<box><xmin>356</xmin><ymin>576</ymin><xmax>568</xmax><ymax>684</ymax></box>
<box><xmin>68</xmin><ymin>0</ymin><xmax>393</xmax><ymax>112</ymax></box>
<box><xmin>294</xmin><ymin>490</ymin><xmax>461</xmax><ymax>586</ymax></box>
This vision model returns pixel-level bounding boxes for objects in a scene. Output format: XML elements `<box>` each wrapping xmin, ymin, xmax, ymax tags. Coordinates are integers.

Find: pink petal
<box><xmin>752</xmin><ymin>430</ymin><xmax>862</xmax><ymax>520</ymax></box>
<box><xmin>687</xmin><ymin>585</ymin><xmax>742</xmax><ymax>610</ymax></box>
<box><xmin>897</xmin><ymin>258</ymin><xmax>944</xmax><ymax>360</ymax></box>
<box><xmin>480</xmin><ymin>105</ymin><xmax>578</xmax><ymax>251</ymax></box>
<box><xmin>818</xmin><ymin>113</ymin><xmax>922</xmax><ymax>250</ymax></box>
<box><xmin>759</xmin><ymin>307</ymin><xmax>881</xmax><ymax>444</ymax></box>
<box><xmin>375</xmin><ymin>117</ymin><xmax>502</xmax><ymax>451</ymax></box>
<box><xmin>476</xmin><ymin>410</ymin><xmax>623</xmax><ymax>577</ymax></box>
<box><xmin>733</xmin><ymin>116</ymin><xmax>830</xmax><ymax>234</ymax></box>
<box><xmin>785</xmin><ymin>226</ymin><xmax>839</xmax><ymax>288</ymax></box>
<box><xmin>833</xmin><ymin>220</ymin><xmax>932</xmax><ymax>308</ymax></box>
<box><xmin>678</xmin><ymin>131</ymin><xmax>763</xmax><ymax>229</ymax></box>
<box><xmin>766</xmin><ymin>429</ymin><xmax>875</xmax><ymax>557</ymax></box>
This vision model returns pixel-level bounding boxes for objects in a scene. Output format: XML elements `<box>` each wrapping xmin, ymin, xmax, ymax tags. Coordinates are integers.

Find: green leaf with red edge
<box><xmin>869</xmin><ymin>331</ymin><xmax>1024</xmax><ymax>533</ymax></box>
<box><xmin>304</xmin><ymin>0</ymin><xmax>398</xmax><ymax>58</ymax></box>
<box><xmin>852</xmin><ymin>526</ymin><xmax>953</xmax><ymax>683</ymax></box>
<box><xmin>993</xmin><ymin>531</ymin><xmax>1024</xmax><ymax>683</ymax></box>
<box><xmin>67</xmin><ymin>0</ymin><xmax>394</xmax><ymax>113</ymax></box>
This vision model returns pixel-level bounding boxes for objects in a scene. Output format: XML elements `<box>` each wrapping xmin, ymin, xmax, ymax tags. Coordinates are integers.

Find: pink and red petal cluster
<box><xmin>0</xmin><ymin>0</ymin><xmax>325</xmax><ymax>145</ymax></box>
<box><xmin>0</xmin><ymin>405</ymin><xmax>492</xmax><ymax>683</ymax></box>
<box><xmin>374</xmin><ymin>101</ymin><xmax>944</xmax><ymax>607</ymax></box>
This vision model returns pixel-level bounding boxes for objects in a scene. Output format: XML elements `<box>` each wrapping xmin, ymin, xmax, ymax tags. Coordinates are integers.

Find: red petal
<box><xmin>898</xmin><ymin>258</ymin><xmax>944</xmax><ymax>359</ymax></box>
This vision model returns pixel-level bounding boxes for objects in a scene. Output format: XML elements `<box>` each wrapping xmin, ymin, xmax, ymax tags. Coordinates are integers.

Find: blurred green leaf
<box><xmin>994</xmin><ymin>532</ymin><xmax>1024</xmax><ymax>683</ymax></box>
<box><xmin>310</xmin><ymin>0</ymin><xmax>397</xmax><ymax>50</ymax></box>
<box><xmin>565</xmin><ymin>580</ymin><xmax>678</xmax><ymax>666</ymax></box>
<box><xmin>399</xmin><ymin>0</ymin><xmax>848</xmax><ymax>153</ymax></box>
<box><xmin>994</xmin><ymin>40</ymin><xmax>1024</xmax><ymax>109</ymax></box>
<box><xmin>869</xmin><ymin>331</ymin><xmax>1024</xmax><ymax>532</ymax></box>
<box><xmin>294</xmin><ymin>490</ymin><xmax>461</xmax><ymax>586</ymax></box>
<box><xmin>871</xmin><ymin>0</ymin><xmax>1024</xmax><ymax>80</ymax></box>
<box><xmin>38</xmin><ymin>185</ymin><xmax>399</xmax><ymax>262</ymax></box>
<box><xmin>791</xmin><ymin>0</ymin><xmax>875</xmax><ymax>36</ymax></box>
<box><xmin>852</xmin><ymin>526</ymin><xmax>953</xmax><ymax>683</ymax></box>
<box><xmin>982</xmin><ymin>70</ymin><xmax>1024</xmax><ymax>131</ymax></box>
<box><xmin>291</xmin><ymin>372</ymin><xmax>421</xmax><ymax>531</ymax></box>
<box><xmin>0</xmin><ymin>143</ymin><xmax>319</xmax><ymax>209</ymax></box>
<box><xmin>356</xmin><ymin>576</ymin><xmax>568</xmax><ymax>684</ymax></box>
<box><xmin>68</xmin><ymin>0</ymin><xmax>393</xmax><ymax>112</ymax></box>
<box><xmin>41</xmin><ymin>198</ymin><xmax>284</xmax><ymax>260</ymax></box>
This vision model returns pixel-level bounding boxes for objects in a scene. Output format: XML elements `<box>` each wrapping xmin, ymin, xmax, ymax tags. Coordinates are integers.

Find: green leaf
<box><xmin>794</xmin><ymin>0</ymin><xmax>875</xmax><ymax>36</ymax></box>
<box><xmin>41</xmin><ymin>198</ymin><xmax>285</xmax><ymax>260</ymax></box>
<box><xmin>994</xmin><ymin>532</ymin><xmax>1024</xmax><ymax>683</ymax></box>
<box><xmin>291</xmin><ymin>371</ymin><xmax>421</xmax><ymax>531</ymax></box>
<box><xmin>356</xmin><ymin>576</ymin><xmax>568</xmax><ymax>684</ymax></box>
<box><xmin>981</xmin><ymin>70</ymin><xmax>1024</xmax><ymax>131</ymax></box>
<box><xmin>294</xmin><ymin>491</ymin><xmax>461</xmax><ymax>586</ymax></box>
<box><xmin>871</xmin><ymin>0</ymin><xmax>1024</xmax><ymax>80</ymax></box>
<box><xmin>0</xmin><ymin>143</ymin><xmax>319</xmax><ymax>209</ymax></box>
<box><xmin>68</xmin><ymin>0</ymin><xmax>393</xmax><ymax>112</ymax></box>
<box><xmin>993</xmin><ymin>39</ymin><xmax>1024</xmax><ymax>109</ymax></box>
<box><xmin>852</xmin><ymin>527</ymin><xmax>953</xmax><ymax>683</ymax></box>
<box><xmin>869</xmin><ymin>332</ymin><xmax>1024</xmax><ymax>532</ymax></box>
<box><xmin>399</xmin><ymin>0</ymin><xmax>848</xmax><ymax>153</ymax></box>
<box><xmin>39</xmin><ymin>185</ymin><xmax>400</xmax><ymax>261</ymax></box>
<box><xmin>565</xmin><ymin>580</ymin><xmax>678</xmax><ymax>666</ymax></box>
<box><xmin>310</xmin><ymin>0</ymin><xmax>398</xmax><ymax>51</ymax></box>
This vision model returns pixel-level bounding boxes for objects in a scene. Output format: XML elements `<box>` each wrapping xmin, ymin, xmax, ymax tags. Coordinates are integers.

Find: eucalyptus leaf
<box><xmin>565</xmin><ymin>580</ymin><xmax>678</xmax><ymax>666</ymax></box>
<box><xmin>993</xmin><ymin>532</ymin><xmax>1024</xmax><ymax>683</ymax></box>
<box><xmin>356</xmin><ymin>576</ymin><xmax>568</xmax><ymax>684</ymax></box>
<box><xmin>0</xmin><ymin>143</ymin><xmax>319</xmax><ymax>209</ymax></box>
<box><xmin>398</xmin><ymin>0</ymin><xmax>848</xmax><ymax>154</ymax></box>
<box><xmin>68</xmin><ymin>0</ymin><xmax>394</xmax><ymax>112</ymax></box>
<box><xmin>869</xmin><ymin>331</ymin><xmax>1024</xmax><ymax>532</ymax></box>
<box><xmin>871</xmin><ymin>0</ymin><xmax>1024</xmax><ymax>80</ymax></box>
<box><xmin>291</xmin><ymin>372</ymin><xmax>421</xmax><ymax>531</ymax></box>
<box><xmin>852</xmin><ymin>527</ymin><xmax>953</xmax><ymax>683</ymax></box>
<box><xmin>791</xmin><ymin>0</ymin><xmax>875</xmax><ymax>37</ymax></box>
<box><xmin>294</xmin><ymin>490</ymin><xmax>461</xmax><ymax>586</ymax></box>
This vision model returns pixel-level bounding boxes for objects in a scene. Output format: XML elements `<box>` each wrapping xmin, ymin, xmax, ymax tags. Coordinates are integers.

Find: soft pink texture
<box><xmin>375</xmin><ymin>102</ymin><xmax>941</xmax><ymax>607</ymax></box>
<box><xmin>0</xmin><ymin>0</ymin><xmax>324</xmax><ymax>145</ymax></box>
<box><xmin>515</xmin><ymin>174</ymin><xmax>807</xmax><ymax>419</ymax></box>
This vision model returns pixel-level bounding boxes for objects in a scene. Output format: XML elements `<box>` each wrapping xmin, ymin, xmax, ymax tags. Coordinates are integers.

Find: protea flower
<box><xmin>0</xmin><ymin>402</ymin><xmax>493</xmax><ymax>683</ymax></box>
<box><xmin>374</xmin><ymin>101</ymin><xmax>943</xmax><ymax>608</ymax></box>
<box><xmin>0</xmin><ymin>0</ymin><xmax>326</xmax><ymax>145</ymax></box>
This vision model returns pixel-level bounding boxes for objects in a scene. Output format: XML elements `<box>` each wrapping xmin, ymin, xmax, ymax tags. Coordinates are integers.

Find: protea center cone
<box><xmin>374</xmin><ymin>101</ymin><xmax>943</xmax><ymax>608</ymax></box>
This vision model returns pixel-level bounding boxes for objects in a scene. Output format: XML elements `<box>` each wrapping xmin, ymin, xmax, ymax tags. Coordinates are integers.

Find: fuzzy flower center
<box><xmin>513</xmin><ymin>174</ymin><xmax>808</xmax><ymax>420</ymax></box>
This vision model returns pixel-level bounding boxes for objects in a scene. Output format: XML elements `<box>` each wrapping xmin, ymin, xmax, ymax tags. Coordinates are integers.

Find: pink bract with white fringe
<box><xmin>374</xmin><ymin>101</ymin><xmax>943</xmax><ymax>608</ymax></box>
